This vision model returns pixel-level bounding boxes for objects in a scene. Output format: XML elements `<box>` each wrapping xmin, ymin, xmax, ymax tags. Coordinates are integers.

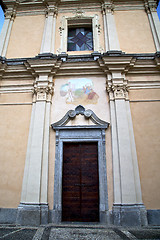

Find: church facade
<box><xmin>0</xmin><ymin>0</ymin><xmax>160</xmax><ymax>226</ymax></box>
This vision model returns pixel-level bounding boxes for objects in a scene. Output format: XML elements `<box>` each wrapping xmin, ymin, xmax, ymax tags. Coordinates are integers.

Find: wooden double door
<box><xmin>62</xmin><ymin>142</ymin><xmax>99</xmax><ymax>222</ymax></box>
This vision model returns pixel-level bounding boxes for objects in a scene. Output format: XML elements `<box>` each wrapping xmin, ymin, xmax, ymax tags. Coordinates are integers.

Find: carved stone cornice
<box><xmin>98</xmin><ymin>52</ymin><xmax>134</xmax><ymax>74</ymax></box>
<box><xmin>106</xmin><ymin>83</ymin><xmax>129</xmax><ymax>100</ymax></box>
<box><xmin>24</xmin><ymin>56</ymin><xmax>62</xmax><ymax>78</ymax></box>
<box><xmin>0</xmin><ymin>62</ymin><xmax>7</xmax><ymax>80</ymax></box>
<box><xmin>2</xmin><ymin>0</ymin><xmax>19</xmax><ymax>19</ymax></box>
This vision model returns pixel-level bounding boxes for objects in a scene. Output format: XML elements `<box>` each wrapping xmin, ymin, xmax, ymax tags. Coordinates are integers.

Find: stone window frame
<box><xmin>51</xmin><ymin>105</ymin><xmax>109</xmax><ymax>224</ymax></box>
<box><xmin>59</xmin><ymin>14</ymin><xmax>100</xmax><ymax>53</ymax></box>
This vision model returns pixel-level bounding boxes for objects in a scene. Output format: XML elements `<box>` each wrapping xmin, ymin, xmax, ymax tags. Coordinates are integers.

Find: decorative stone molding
<box><xmin>51</xmin><ymin>105</ymin><xmax>109</xmax><ymax>128</ymax></box>
<box><xmin>96</xmin><ymin>24</ymin><xmax>101</xmax><ymax>34</ymax></box>
<box><xmin>0</xmin><ymin>54</ymin><xmax>159</xmax><ymax>94</ymax></box>
<box><xmin>75</xmin><ymin>8</ymin><xmax>85</xmax><ymax>18</ymax></box>
<box><xmin>107</xmin><ymin>84</ymin><xmax>129</xmax><ymax>100</ymax></box>
<box><xmin>24</xmin><ymin>58</ymin><xmax>62</xmax><ymax>78</ymax></box>
<box><xmin>102</xmin><ymin>2</ymin><xmax>114</xmax><ymax>14</ymax></box>
<box><xmin>144</xmin><ymin>1</ymin><xmax>150</xmax><ymax>14</ymax></box>
<box><xmin>59</xmin><ymin>26</ymin><xmax>64</xmax><ymax>37</ymax></box>
<box><xmin>59</xmin><ymin>13</ymin><xmax>101</xmax><ymax>52</ymax></box>
<box><xmin>148</xmin><ymin>1</ymin><xmax>157</xmax><ymax>12</ymax></box>
<box><xmin>33</xmin><ymin>84</ymin><xmax>54</xmax><ymax>102</ymax></box>
<box><xmin>98</xmin><ymin>54</ymin><xmax>133</xmax><ymax>74</ymax></box>
<box><xmin>144</xmin><ymin>0</ymin><xmax>157</xmax><ymax>14</ymax></box>
<box><xmin>4</xmin><ymin>9</ymin><xmax>16</xmax><ymax>20</ymax></box>
<box><xmin>46</xmin><ymin>5</ymin><xmax>58</xmax><ymax>17</ymax></box>
<box><xmin>0</xmin><ymin>62</ymin><xmax>7</xmax><ymax>80</ymax></box>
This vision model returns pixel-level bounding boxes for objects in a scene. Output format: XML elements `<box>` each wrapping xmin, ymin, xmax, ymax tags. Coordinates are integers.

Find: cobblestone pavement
<box><xmin>0</xmin><ymin>224</ymin><xmax>160</xmax><ymax>240</ymax></box>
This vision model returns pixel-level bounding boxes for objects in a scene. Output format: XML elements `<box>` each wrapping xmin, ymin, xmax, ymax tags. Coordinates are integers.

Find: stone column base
<box><xmin>50</xmin><ymin>209</ymin><xmax>61</xmax><ymax>224</ymax></box>
<box><xmin>16</xmin><ymin>203</ymin><xmax>49</xmax><ymax>226</ymax></box>
<box><xmin>112</xmin><ymin>204</ymin><xmax>148</xmax><ymax>227</ymax></box>
<box><xmin>100</xmin><ymin>210</ymin><xmax>111</xmax><ymax>224</ymax></box>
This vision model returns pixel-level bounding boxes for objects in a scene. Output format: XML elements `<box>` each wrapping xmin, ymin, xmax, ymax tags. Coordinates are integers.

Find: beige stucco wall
<box><xmin>48</xmin><ymin>75</ymin><xmax>113</xmax><ymax>209</ymax></box>
<box><xmin>130</xmin><ymin>89</ymin><xmax>160</xmax><ymax>209</ymax></box>
<box><xmin>0</xmin><ymin>92</ymin><xmax>32</xmax><ymax>104</ymax></box>
<box><xmin>0</xmin><ymin>93</ymin><xmax>32</xmax><ymax>208</ymax></box>
<box><xmin>6</xmin><ymin>15</ymin><xmax>45</xmax><ymax>58</ymax></box>
<box><xmin>114</xmin><ymin>10</ymin><xmax>156</xmax><ymax>53</ymax></box>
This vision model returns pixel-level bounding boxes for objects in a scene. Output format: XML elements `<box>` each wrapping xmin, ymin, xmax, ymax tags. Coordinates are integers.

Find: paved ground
<box><xmin>0</xmin><ymin>224</ymin><xmax>160</xmax><ymax>240</ymax></box>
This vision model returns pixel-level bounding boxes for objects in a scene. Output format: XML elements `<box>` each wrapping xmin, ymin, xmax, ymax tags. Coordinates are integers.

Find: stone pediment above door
<box><xmin>51</xmin><ymin>105</ymin><xmax>109</xmax><ymax>129</ymax></box>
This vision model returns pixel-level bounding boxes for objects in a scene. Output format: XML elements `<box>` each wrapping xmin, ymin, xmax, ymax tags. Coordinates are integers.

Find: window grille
<box><xmin>67</xmin><ymin>27</ymin><xmax>93</xmax><ymax>51</ymax></box>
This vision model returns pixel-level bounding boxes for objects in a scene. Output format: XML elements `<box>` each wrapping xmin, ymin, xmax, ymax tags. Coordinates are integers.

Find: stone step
<box><xmin>0</xmin><ymin>224</ymin><xmax>160</xmax><ymax>240</ymax></box>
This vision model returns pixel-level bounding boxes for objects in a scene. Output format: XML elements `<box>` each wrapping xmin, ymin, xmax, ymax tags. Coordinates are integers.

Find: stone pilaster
<box><xmin>40</xmin><ymin>5</ymin><xmax>58</xmax><ymax>54</ymax></box>
<box><xmin>106</xmin><ymin>73</ymin><xmax>147</xmax><ymax>226</ymax></box>
<box><xmin>102</xmin><ymin>1</ymin><xmax>120</xmax><ymax>51</ymax></box>
<box><xmin>145</xmin><ymin>0</ymin><xmax>160</xmax><ymax>51</ymax></box>
<box><xmin>17</xmin><ymin>75</ymin><xmax>54</xmax><ymax>226</ymax></box>
<box><xmin>0</xmin><ymin>8</ymin><xmax>16</xmax><ymax>56</ymax></box>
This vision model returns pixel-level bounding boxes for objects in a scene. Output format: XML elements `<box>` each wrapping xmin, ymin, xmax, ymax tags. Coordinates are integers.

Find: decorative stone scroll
<box><xmin>51</xmin><ymin>105</ymin><xmax>109</xmax><ymax>128</ymax></box>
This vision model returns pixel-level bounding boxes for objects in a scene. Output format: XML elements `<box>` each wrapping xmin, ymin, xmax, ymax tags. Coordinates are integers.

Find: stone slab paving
<box><xmin>0</xmin><ymin>226</ymin><xmax>37</xmax><ymax>240</ymax></box>
<box><xmin>49</xmin><ymin>227</ymin><xmax>122</xmax><ymax>240</ymax></box>
<box><xmin>129</xmin><ymin>228</ymin><xmax>160</xmax><ymax>239</ymax></box>
<box><xmin>0</xmin><ymin>224</ymin><xmax>160</xmax><ymax>240</ymax></box>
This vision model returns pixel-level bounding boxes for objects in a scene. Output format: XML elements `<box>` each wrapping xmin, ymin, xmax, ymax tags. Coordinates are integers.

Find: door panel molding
<box><xmin>62</xmin><ymin>142</ymin><xmax>99</xmax><ymax>222</ymax></box>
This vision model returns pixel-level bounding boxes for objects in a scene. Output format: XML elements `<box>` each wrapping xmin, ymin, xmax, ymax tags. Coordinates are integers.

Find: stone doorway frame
<box><xmin>51</xmin><ymin>105</ymin><xmax>109</xmax><ymax>224</ymax></box>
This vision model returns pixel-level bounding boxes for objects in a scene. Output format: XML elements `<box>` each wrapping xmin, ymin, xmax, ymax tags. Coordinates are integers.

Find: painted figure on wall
<box><xmin>60</xmin><ymin>78</ymin><xmax>99</xmax><ymax>105</ymax></box>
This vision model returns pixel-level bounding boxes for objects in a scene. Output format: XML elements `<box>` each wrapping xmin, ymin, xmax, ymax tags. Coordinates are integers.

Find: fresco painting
<box><xmin>60</xmin><ymin>78</ymin><xmax>99</xmax><ymax>105</ymax></box>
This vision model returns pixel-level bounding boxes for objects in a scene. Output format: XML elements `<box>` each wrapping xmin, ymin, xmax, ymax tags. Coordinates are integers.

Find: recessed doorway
<box><xmin>51</xmin><ymin>105</ymin><xmax>109</xmax><ymax>224</ymax></box>
<box><xmin>62</xmin><ymin>142</ymin><xmax>99</xmax><ymax>222</ymax></box>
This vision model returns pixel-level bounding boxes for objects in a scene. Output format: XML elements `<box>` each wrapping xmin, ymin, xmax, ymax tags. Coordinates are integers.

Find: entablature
<box><xmin>2</xmin><ymin>0</ymin><xmax>158</xmax><ymax>16</ymax></box>
<box><xmin>0</xmin><ymin>52</ymin><xmax>160</xmax><ymax>94</ymax></box>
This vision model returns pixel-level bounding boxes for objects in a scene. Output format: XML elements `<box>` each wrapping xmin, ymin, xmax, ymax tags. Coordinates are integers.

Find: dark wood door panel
<box><xmin>62</xmin><ymin>142</ymin><xmax>99</xmax><ymax>222</ymax></box>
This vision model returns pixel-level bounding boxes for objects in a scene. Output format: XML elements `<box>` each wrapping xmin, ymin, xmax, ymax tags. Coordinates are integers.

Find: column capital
<box><xmin>4</xmin><ymin>9</ymin><xmax>16</xmax><ymax>20</ymax></box>
<box><xmin>46</xmin><ymin>5</ymin><xmax>58</xmax><ymax>17</ymax></box>
<box><xmin>106</xmin><ymin>83</ymin><xmax>129</xmax><ymax>100</ymax></box>
<box><xmin>144</xmin><ymin>0</ymin><xmax>157</xmax><ymax>13</ymax></box>
<box><xmin>144</xmin><ymin>1</ymin><xmax>150</xmax><ymax>14</ymax></box>
<box><xmin>102</xmin><ymin>1</ymin><xmax>114</xmax><ymax>14</ymax></box>
<box><xmin>33</xmin><ymin>82</ymin><xmax>54</xmax><ymax>103</ymax></box>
